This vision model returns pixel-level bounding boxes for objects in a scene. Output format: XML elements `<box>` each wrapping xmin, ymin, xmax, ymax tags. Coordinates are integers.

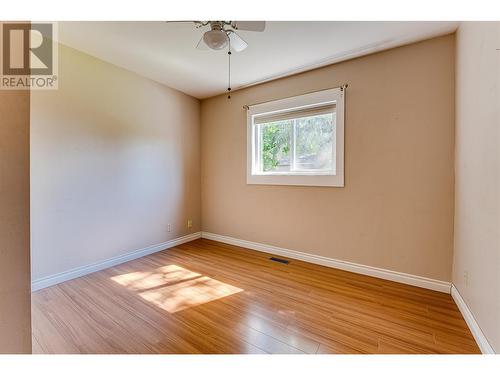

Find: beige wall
<box><xmin>0</xmin><ymin>90</ymin><xmax>31</xmax><ymax>352</ymax></box>
<box><xmin>31</xmin><ymin>44</ymin><xmax>201</xmax><ymax>281</ymax></box>
<box><xmin>453</xmin><ymin>22</ymin><xmax>500</xmax><ymax>352</ymax></box>
<box><xmin>201</xmin><ymin>35</ymin><xmax>455</xmax><ymax>282</ymax></box>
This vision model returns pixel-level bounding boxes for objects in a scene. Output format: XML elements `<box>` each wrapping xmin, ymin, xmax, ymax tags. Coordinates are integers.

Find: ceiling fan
<box><xmin>167</xmin><ymin>21</ymin><xmax>266</xmax><ymax>99</ymax></box>
<box><xmin>193</xmin><ymin>21</ymin><xmax>266</xmax><ymax>52</ymax></box>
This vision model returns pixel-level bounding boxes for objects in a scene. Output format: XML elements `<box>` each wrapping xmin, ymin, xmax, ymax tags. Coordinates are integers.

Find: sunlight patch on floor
<box><xmin>111</xmin><ymin>265</ymin><xmax>201</xmax><ymax>291</ymax></box>
<box><xmin>111</xmin><ymin>264</ymin><xmax>242</xmax><ymax>313</ymax></box>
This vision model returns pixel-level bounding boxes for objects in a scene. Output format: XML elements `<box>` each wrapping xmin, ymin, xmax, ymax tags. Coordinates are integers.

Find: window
<box><xmin>247</xmin><ymin>87</ymin><xmax>344</xmax><ymax>187</ymax></box>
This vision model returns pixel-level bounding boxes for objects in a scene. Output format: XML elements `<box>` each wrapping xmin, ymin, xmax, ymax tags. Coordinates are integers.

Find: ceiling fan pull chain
<box><xmin>227</xmin><ymin>42</ymin><xmax>232</xmax><ymax>99</ymax></box>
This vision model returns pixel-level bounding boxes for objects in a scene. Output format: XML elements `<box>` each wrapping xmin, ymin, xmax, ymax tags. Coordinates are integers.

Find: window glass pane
<box><xmin>294</xmin><ymin>113</ymin><xmax>335</xmax><ymax>173</ymax></box>
<box><xmin>260</xmin><ymin>120</ymin><xmax>292</xmax><ymax>173</ymax></box>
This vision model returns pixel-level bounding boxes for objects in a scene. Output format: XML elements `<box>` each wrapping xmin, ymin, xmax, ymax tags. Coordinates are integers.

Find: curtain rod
<box><xmin>242</xmin><ymin>83</ymin><xmax>348</xmax><ymax>110</ymax></box>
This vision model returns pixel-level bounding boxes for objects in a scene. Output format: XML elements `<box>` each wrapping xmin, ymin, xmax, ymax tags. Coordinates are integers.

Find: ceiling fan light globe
<box><xmin>203</xmin><ymin>30</ymin><xmax>229</xmax><ymax>50</ymax></box>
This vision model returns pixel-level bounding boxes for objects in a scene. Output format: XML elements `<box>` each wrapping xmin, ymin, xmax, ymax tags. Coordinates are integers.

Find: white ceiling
<box><xmin>58</xmin><ymin>21</ymin><xmax>458</xmax><ymax>99</ymax></box>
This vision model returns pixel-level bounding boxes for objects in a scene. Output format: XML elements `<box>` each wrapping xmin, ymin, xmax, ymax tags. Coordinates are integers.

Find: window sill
<box><xmin>247</xmin><ymin>173</ymin><xmax>344</xmax><ymax>187</ymax></box>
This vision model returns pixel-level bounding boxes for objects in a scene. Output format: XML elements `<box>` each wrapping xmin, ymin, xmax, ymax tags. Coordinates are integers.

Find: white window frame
<box><xmin>246</xmin><ymin>87</ymin><xmax>344</xmax><ymax>187</ymax></box>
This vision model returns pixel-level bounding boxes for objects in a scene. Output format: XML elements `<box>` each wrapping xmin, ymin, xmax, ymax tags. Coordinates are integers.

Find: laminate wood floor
<box><xmin>32</xmin><ymin>239</ymin><xmax>480</xmax><ymax>354</ymax></box>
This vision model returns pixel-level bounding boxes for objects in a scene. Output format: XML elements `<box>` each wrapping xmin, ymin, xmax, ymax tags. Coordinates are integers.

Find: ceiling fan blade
<box><xmin>196</xmin><ymin>36</ymin><xmax>209</xmax><ymax>50</ymax></box>
<box><xmin>165</xmin><ymin>20</ymin><xmax>198</xmax><ymax>24</ymax></box>
<box><xmin>232</xmin><ymin>21</ymin><xmax>266</xmax><ymax>32</ymax></box>
<box><xmin>166</xmin><ymin>21</ymin><xmax>208</xmax><ymax>29</ymax></box>
<box><xmin>228</xmin><ymin>32</ymin><xmax>248</xmax><ymax>52</ymax></box>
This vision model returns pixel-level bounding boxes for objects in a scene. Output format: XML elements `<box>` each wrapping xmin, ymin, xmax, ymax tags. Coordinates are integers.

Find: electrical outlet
<box><xmin>187</xmin><ymin>219</ymin><xmax>193</xmax><ymax>229</ymax></box>
<box><xmin>167</xmin><ymin>223</ymin><xmax>171</xmax><ymax>232</ymax></box>
<box><xmin>464</xmin><ymin>271</ymin><xmax>469</xmax><ymax>287</ymax></box>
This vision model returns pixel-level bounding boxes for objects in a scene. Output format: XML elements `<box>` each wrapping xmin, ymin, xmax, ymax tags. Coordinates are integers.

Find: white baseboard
<box><xmin>31</xmin><ymin>232</ymin><xmax>202</xmax><ymax>292</ymax></box>
<box><xmin>201</xmin><ymin>232</ymin><xmax>451</xmax><ymax>293</ymax></box>
<box><xmin>451</xmin><ymin>284</ymin><xmax>495</xmax><ymax>354</ymax></box>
